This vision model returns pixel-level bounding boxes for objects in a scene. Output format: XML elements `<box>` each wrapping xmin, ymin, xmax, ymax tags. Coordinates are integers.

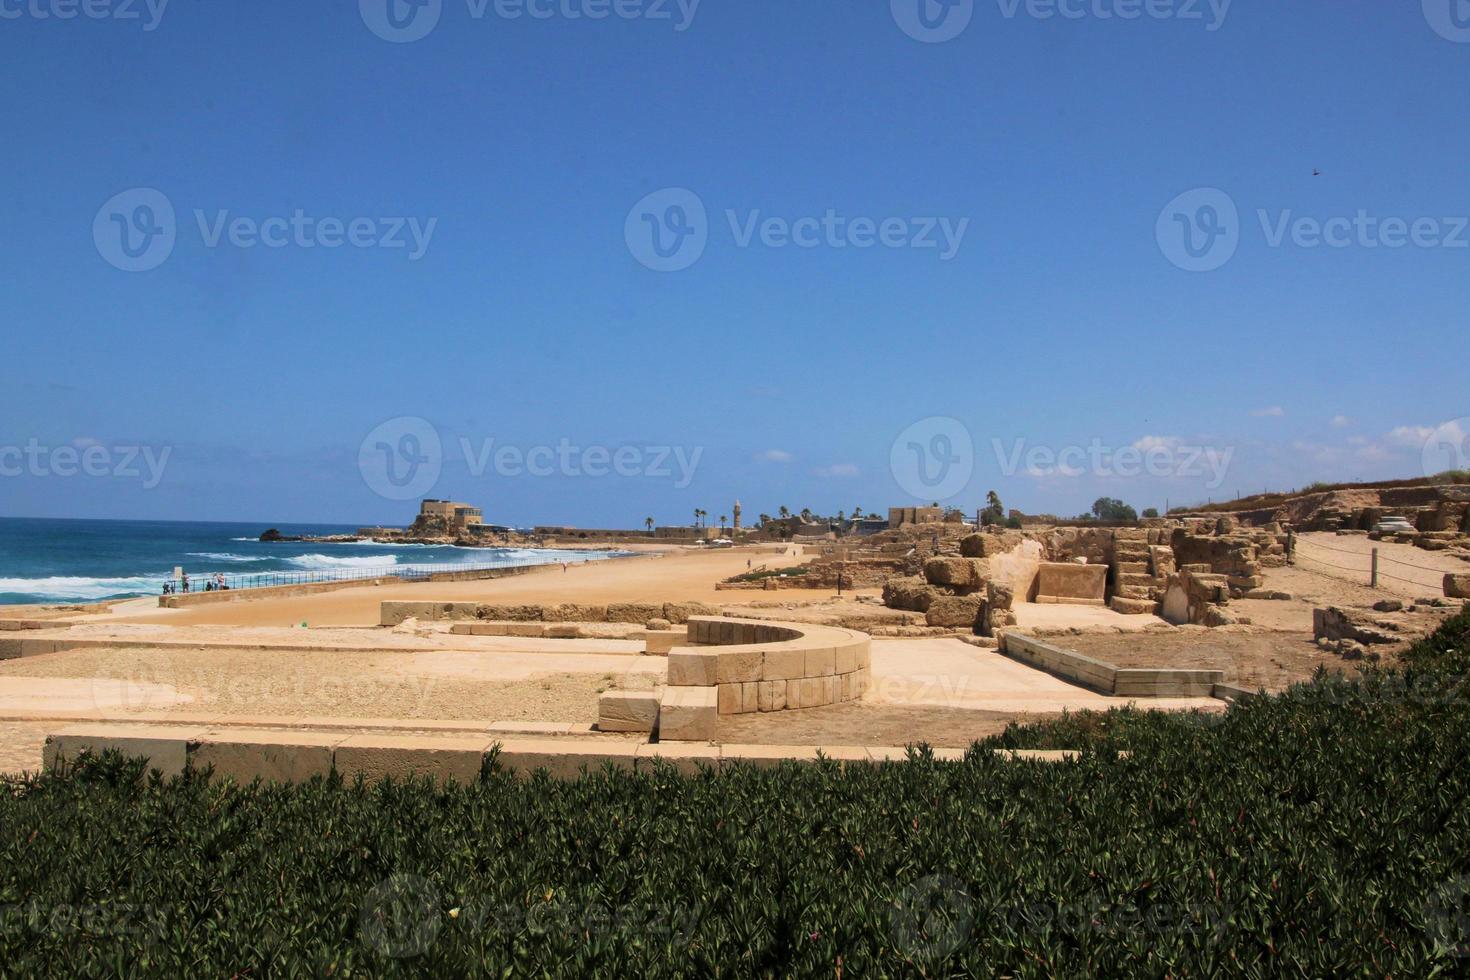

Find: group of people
<box><xmin>161</xmin><ymin>572</ymin><xmax>228</xmax><ymax>595</ymax></box>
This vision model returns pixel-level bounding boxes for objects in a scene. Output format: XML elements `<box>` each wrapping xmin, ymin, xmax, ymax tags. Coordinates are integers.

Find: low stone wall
<box><xmin>161</xmin><ymin>565</ymin><xmax>539</xmax><ymax>608</ymax></box>
<box><xmin>42</xmin><ymin>723</ymin><xmax>1074</xmax><ymax>782</ymax></box>
<box><xmin>1001</xmin><ymin>633</ymin><xmax>1223</xmax><ymax>698</ymax></box>
<box><xmin>450</xmin><ymin>621</ymin><xmax>687</xmax><ymax>653</ymax></box>
<box><xmin>381</xmin><ymin>599</ymin><xmax>718</xmax><ymax>627</ymax></box>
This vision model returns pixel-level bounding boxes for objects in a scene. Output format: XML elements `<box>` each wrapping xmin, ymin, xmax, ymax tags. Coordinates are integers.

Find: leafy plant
<box><xmin>3</xmin><ymin>611</ymin><xmax>1469</xmax><ymax>975</ymax></box>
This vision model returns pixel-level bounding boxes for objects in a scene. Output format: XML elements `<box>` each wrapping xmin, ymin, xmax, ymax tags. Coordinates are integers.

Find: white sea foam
<box><xmin>0</xmin><ymin>575</ymin><xmax>167</xmax><ymax>601</ymax></box>
<box><xmin>285</xmin><ymin>554</ymin><xmax>400</xmax><ymax>570</ymax></box>
<box><xmin>188</xmin><ymin>552</ymin><xmax>265</xmax><ymax>563</ymax></box>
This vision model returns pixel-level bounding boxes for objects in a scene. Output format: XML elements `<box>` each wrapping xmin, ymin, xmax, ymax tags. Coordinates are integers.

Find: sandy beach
<box><xmin>93</xmin><ymin>543</ymin><xmax>832</xmax><ymax>628</ymax></box>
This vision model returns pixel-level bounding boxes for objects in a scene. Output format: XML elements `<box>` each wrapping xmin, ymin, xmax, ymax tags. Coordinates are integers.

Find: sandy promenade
<box><xmin>94</xmin><ymin>544</ymin><xmax>830</xmax><ymax>628</ymax></box>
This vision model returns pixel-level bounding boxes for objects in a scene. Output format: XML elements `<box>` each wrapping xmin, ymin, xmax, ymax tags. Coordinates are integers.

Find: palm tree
<box><xmin>719</xmin><ymin>515</ymin><xmax>728</xmax><ymax>534</ymax></box>
<box><xmin>852</xmin><ymin>506</ymin><xmax>863</xmax><ymax>520</ymax></box>
<box><xmin>778</xmin><ymin>506</ymin><xmax>789</xmax><ymax>519</ymax></box>
<box><xmin>693</xmin><ymin>509</ymin><xmax>700</xmax><ymax>528</ymax></box>
<box><xmin>800</xmin><ymin>508</ymin><xmax>813</xmax><ymax>522</ymax></box>
<box><xmin>645</xmin><ymin>517</ymin><xmax>654</xmax><ymax>533</ymax></box>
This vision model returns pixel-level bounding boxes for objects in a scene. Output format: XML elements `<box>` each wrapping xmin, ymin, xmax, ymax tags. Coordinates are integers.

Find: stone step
<box><xmin>1115</xmin><ymin>585</ymin><xmax>1154</xmax><ymax>600</ymax></box>
<box><xmin>1117</xmin><ymin>573</ymin><xmax>1155</xmax><ymax>587</ymax></box>
<box><xmin>1110</xmin><ymin>596</ymin><xmax>1157</xmax><ymax>615</ymax></box>
<box><xmin>1115</xmin><ymin>562</ymin><xmax>1149</xmax><ymax>576</ymax></box>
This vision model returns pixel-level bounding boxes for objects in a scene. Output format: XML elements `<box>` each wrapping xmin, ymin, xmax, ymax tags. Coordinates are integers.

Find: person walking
<box><xmin>180</xmin><ymin>572</ymin><xmax>190</xmax><ymax>593</ymax></box>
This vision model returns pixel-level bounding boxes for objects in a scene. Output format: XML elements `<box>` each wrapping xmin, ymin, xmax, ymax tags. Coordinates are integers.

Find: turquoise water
<box><xmin>0</xmin><ymin>518</ymin><xmax>620</xmax><ymax>604</ymax></box>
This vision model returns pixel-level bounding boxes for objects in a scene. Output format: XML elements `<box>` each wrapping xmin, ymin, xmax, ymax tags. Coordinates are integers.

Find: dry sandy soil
<box><xmin>1060</xmin><ymin>630</ymin><xmax>1336</xmax><ymax>689</ymax></box>
<box><xmin>91</xmin><ymin>545</ymin><xmax>835</xmax><ymax>629</ymax></box>
<box><xmin>0</xmin><ymin>644</ymin><xmax>663</xmax><ymax>723</ymax></box>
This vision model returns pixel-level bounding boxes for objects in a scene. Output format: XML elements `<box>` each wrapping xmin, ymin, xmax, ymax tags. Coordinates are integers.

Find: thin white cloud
<box><xmin>755</xmin><ymin>449</ymin><xmax>793</xmax><ymax>463</ymax></box>
<box><xmin>1387</xmin><ymin>425</ymin><xmax>1435</xmax><ymax>448</ymax></box>
<box><xmin>1132</xmin><ymin>434</ymin><xmax>1181</xmax><ymax>453</ymax></box>
<box><xmin>1330</xmin><ymin>415</ymin><xmax>1352</xmax><ymax>428</ymax></box>
<box><xmin>1251</xmin><ymin>406</ymin><xmax>1286</xmax><ymax>418</ymax></box>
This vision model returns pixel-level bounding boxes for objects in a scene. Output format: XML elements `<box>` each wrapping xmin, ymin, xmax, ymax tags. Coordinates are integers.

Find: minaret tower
<box><xmin>733</xmin><ymin>500</ymin><xmax>742</xmax><ymax>533</ymax></box>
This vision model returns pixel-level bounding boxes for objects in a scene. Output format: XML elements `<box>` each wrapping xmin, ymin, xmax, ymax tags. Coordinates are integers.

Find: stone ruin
<box><xmin>877</xmin><ymin>517</ymin><xmax>1292</xmax><ymax>633</ymax></box>
<box><xmin>1185</xmin><ymin>484</ymin><xmax>1470</xmax><ymax>557</ymax></box>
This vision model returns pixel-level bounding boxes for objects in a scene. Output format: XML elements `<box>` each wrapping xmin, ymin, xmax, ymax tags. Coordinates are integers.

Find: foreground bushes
<box><xmin>3</xmin><ymin>611</ymin><xmax>1470</xmax><ymax>976</ymax></box>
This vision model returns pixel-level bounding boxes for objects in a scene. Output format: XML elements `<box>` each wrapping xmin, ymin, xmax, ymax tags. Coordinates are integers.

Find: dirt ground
<box><xmin>1060</xmin><ymin>630</ymin><xmax>1343</xmax><ymax>689</ymax></box>
<box><xmin>0</xmin><ymin>645</ymin><xmax>662</xmax><ymax>724</ymax></box>
<box><xmin>1291</xmin><ymin>531</ymin><xmax>1467</xmax><ymax>598</ymax></box>
<box><xmin>0</xmin><ymin>722</ymin><xmax>54</xmax><ymax>777</ymax></box>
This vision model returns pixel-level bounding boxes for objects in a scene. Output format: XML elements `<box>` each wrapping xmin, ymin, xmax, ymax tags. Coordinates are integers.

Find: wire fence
<box><xmin>160</xmin><ymin>555</ymin><xmax>581</xmax><ymax>597</ymax></box>
<box><xmin>1291</xmin><ymin>534</ymin><xmax>1459</xmax><ymax>593</ymax></box>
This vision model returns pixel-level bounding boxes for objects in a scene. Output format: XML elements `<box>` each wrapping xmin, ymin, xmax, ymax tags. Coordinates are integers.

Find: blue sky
<box><xmin>1</xmin><ymin>0</ymin><xmax>1467</xmax><ymax>528</ymax></box>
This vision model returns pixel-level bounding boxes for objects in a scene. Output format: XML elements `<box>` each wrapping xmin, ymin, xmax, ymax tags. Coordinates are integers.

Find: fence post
<box><xmin>1371</xmin><ymin>548</ymin><xmax>1379</xmax><ymax>588</ymax></box>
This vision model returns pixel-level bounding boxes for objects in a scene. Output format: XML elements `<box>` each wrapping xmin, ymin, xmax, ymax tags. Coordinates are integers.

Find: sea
<box><xmin>0</xmin><ymin>517</ymin><xmax>623</xmax><ymax>605</ymax></box>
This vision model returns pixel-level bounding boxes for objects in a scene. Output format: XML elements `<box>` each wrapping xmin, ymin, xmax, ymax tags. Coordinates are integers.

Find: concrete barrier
<box><xmin>1001</xmin><ymin>633</ymin><xmax>1224</xmax><ymax>698</ymax></box>
<box><xmin>41</xmin><ymin>724</ymin><xmax>1083</xmax><ymax>783</ymax></box>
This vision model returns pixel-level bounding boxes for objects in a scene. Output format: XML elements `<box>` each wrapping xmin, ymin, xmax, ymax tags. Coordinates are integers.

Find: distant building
<box><xmin>418</xmin><ymin>499</ymin><xmax>484</xmax><ymax>531</ymax></box>
<box><xmin>888</xmin><ymin>506</ymin><xmax>944</xmax><ymax>528</ymax></box>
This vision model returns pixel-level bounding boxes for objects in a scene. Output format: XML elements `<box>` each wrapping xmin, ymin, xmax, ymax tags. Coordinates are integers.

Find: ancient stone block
<box><xmin>804</xmin><ymin>647</ymin><xmax>835</xmax><ymax>677</ymax></box>
<box><xmin>606</xmin><ymin>602</ymin><xmax>663</xmax><ymax>624</ymax></box>
<box><xmin>335</xmin><ymin>734</ymin><xmax>492</xmax><ymax>783</ymax></box>
<box><xmin>1110</xmin><ymin>596</ymin><xmax>1157</xmax><ymax>615</ymax></box>
<box><xmin>717</xmin><ymin>683</ymin><xmax>742</xmax><ymax>715</ymax></box>
<box><xmin>1034</xmin><ymin>562</ymin><xmax>1107</xmax><ymax>605</ymax></box>
<box><xmin>662</xmin><ymin>601</ymin><xmax>720</xmax><ymax>625</ymax></box>
<box><xmin>657</xmin><ymin>687</ymin><xmax>719</xmax><ymax>740</ymax></box>
<box><xmin>667</xmin><ymin>650</ymin><xmax>718</xmax><ymax>687</ymax></box>
<box><xmin>1446</xmin><ymin>573</ymin><xmax>1470</xmax><ymax>599</ymax></box>
<box><xmin>476</xmin><ymin>604</ymin><xmax>544</xmax><ymax>622</ymax></box>
<box><xmin>715</xmin><ymin>649</ymin><xmax>764</xmax><ymax>685</ymax></box>
<box><xmin>924</xmin><ymin>557</ymin><xmax>978</xmax><ymax>588</ymax></box>
<box><xmin>597</xmin><ymin>691</ymin><xmax>661</xmax><ymax>732</ymax></box>
<box><xmin>542</xmin><ymin>603</ymin><xmax>608</xmax><ymax>623</ymax></box>
<box><xmin>986</xmin><ymin>580</ymin><xmax>1015</xmax><ymax>612</ymax></box>
<box><xmin>757</xmin><ymin>680</ymin><xmax>786</xmax><ymax>712</ymax></box>
<box><xmin>882</xmin><ymin>576</ymin><xmax>942</xmax><ymax>612</ymax></box>
<box><xmin>925</xmin><ymin>595</ymin><xmax>984</xmax><ymax>629</ymax></box>
<box><xmin>191</xmin><ymin>730</ymin><xmax>343</xmax><ymax>784</ymax></box>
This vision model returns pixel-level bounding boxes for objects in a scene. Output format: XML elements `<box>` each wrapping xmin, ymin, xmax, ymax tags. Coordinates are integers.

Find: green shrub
<box><xmin>3</xmin><ymin>611</ymin><xmax>1469</xmax><ymax>975</ymax></box>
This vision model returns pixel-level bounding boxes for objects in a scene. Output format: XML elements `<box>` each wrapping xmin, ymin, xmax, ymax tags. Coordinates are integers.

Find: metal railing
<box><xmin>159</xmin><ymin>555</ymin><xmax>581</xmax><ymax>596</ymax></box>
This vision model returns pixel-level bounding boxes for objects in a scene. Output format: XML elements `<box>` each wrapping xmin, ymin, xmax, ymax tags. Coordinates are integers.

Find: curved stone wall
<box><xmin>666</xmin><ymin>617</ymin><xmax>871</xmax><ymax>721</ymax></box>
